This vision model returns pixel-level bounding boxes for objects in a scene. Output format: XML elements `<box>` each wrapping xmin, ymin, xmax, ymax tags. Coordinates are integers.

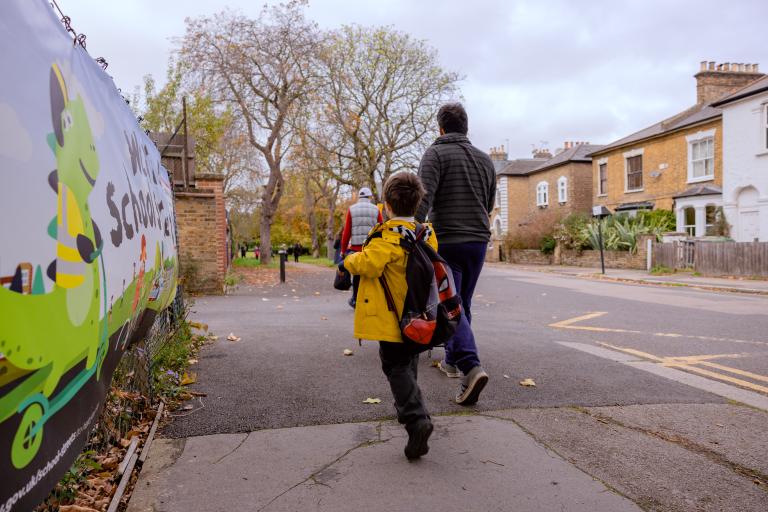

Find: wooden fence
<box><xmin>694</xmin><ymin>241</ymin><xmax>768</xmax><ymax>277</ymax></box>
<box><xmin>653</xmin><ymin>241</ymin><xmax>695</xmax><ymax>270</ymax></box>
<box><xmin>653</xmin><ymin>241</ymin><xmax>768</xmax><ymax>277</ymax></box>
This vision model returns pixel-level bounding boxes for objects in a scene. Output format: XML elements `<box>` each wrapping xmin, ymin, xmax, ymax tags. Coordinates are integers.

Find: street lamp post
<box><xmin>592</xmin><ymin>206</ymin><xmax>612</xmax><ymax>275</ymax></box>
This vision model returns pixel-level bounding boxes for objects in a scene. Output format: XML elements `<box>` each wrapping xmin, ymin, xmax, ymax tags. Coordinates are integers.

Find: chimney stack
<box><xmin>695</xmin><ymin>60</ymin><xmax>765</xmax><ymax>104</ymax></box>
<box><xmin>489</xmin><ymin>145</ymin><xmax>508</xmax><ymax>162</ymax></box>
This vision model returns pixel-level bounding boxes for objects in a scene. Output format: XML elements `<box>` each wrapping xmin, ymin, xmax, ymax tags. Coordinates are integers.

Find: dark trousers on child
<box><xmin>379</xmin><ymin>342</ymin><xmax>429</xmax><ymax>428</ymax></box>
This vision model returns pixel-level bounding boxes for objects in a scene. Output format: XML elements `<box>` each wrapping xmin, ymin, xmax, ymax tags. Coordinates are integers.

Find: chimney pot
<box><xmin>700</xmin><ymin>61</ymin><xmax>707</xmax><ymax>71</ymax></box>
<box><xmin>755</xmin><ymin>64</ymin><xmax>760</xmax><ymax>72</ymax></box>
<box><xmin>724</xmin><ymin>62</ymin><xmax>731</xmax><ymax>71</ymax></box>
<box><xmin>708</xmin><ymin>61</ymin><xmax>715</xmax><ymax>70</ymax></box>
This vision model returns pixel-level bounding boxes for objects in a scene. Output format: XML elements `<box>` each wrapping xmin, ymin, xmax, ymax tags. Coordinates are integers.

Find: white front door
<box><xmin>739</xmin><ymin>210</ymin><xmax>759</xmax><ymax>241</ymax></box>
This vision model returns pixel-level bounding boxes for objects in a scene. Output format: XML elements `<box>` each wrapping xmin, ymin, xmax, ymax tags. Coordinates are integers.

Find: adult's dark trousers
<box><xmin>437</xmin><ymin>241</ymin><xmax>487</xmax><ymax>375</ymax></box>
<box><xmin>379</xmin><ymin>342</ymin><xmax>429</xmax><ymax>427</ymax></box>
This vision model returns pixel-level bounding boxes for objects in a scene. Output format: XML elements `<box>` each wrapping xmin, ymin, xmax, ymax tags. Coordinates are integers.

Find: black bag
<box><xmin>333</xmin><ymin>267</ymin><xmax>352</xmax><ymax>290</ymax></box>
<box><xmin>375</xmin><ymin>224</ymin><xmax>462</xmax><ymax>347</ymax></box>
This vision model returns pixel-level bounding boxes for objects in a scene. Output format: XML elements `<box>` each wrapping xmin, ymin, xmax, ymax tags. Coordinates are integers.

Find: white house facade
<box><xmin>713</xmin><ymin>77</ymin><xmax>768</xmax><ymax>241</ymax></box>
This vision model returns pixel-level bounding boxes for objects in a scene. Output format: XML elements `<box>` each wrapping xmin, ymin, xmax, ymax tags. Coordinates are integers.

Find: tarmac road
<box><xmin>139</xmin><ymin>263</ymin><xmax>768</xmax><ymax>512</ymax></box>
<box><xmin>164</xmin><ymin>264</ymin><xmax>767</xmax><ymax>437</ymax></box>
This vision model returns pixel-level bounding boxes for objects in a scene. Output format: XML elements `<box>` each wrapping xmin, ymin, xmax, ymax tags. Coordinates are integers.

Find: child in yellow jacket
<box><xmin>341</xmin><ymin>172</ymin><xmax>436</xmax><ymax>460</ymax></box>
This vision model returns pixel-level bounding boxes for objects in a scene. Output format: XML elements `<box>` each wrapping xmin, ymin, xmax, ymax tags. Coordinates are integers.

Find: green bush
<box><xmin>581</xmin><ymin>210</ymin><xmax>675</xmax><ymax>253</ymax></box>
<box><xmin>540</xmin><ymin>236</ymin><xmax>556</xmax><ymax>254</ymax></box>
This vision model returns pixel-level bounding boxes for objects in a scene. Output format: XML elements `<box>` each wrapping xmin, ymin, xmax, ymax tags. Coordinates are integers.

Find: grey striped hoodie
<box><xmin>415</xmin><ymin>133</ymin><xmax>496</xmax><ymax>244</ymax></box>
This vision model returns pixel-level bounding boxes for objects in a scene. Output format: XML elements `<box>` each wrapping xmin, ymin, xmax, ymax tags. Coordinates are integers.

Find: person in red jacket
<box><xmin>340</xmin><ymin>187</ymin><xmax>383</xmax><ymax>307</ymax></box>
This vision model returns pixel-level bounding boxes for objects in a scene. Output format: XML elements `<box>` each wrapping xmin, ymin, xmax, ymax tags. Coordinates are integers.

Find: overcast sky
<box><xmin>60</xmin><ymin>0</ymin><xmax>768</xmax><ymax>159</ymax></box>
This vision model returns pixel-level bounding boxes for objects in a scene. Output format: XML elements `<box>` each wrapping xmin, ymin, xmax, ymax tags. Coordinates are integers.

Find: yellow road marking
<box><xmin>666</xmin><ymin>354</ymin><xmax>746</xmax><ymax>363</ymax></box>
<box><xmin>598</xmin><ymin>343</ymin><xmax>768</xmax><ymax>395</ymax></box>
<box><xmin>698</xmin><ymin>362</ymin><xmax>768</xmax><ymax>384</ymax></box>
<box><xmin>551</xmin><ymin>312</ymin><xmax>768</xmax><ymax>347</ymax></box>
<box><xmin>663</xmin><ymin>363</ymin><xmax>768</xmax><ymax>394</ymax></box>
<box><xmin>599</xmin><ymin>343</ymin><xmax>663</xmax><ymax>362</ymax></box>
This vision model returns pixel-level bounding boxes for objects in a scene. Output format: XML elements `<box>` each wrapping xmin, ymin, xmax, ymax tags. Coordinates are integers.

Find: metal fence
<box><xmin>116</xmin><ymin>286</ymin><xmax>187</xmax><ymax>399</ymax></box>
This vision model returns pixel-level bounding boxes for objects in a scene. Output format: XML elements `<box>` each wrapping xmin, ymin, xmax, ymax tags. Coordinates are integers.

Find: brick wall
<box><xmin>505</xmin><ymin>176</ymin><xmax>530</xmax><ymax>231</ymax></box>
<box><xmin>505</xmin><ymin>249</ymin><xmax>553</xmax><ymax>265</ymax></box>
<box><xmin>558</xmin><ymin>249</ymin><xmax>646</xmax><ymax>269</ymax></box>
<box><xmin>592</xmin><ymin>119</ymin><xmax>723</xmax><ymax>212</ymax></box>
<box><xmin>525</xmin><ymin>162</ymin><xmax>593</xmax><ymax>218</ymax></box>
<box><xmin>554</xmin><ymin>234</ymin><xmax>653</xmax><ymax>270</ymax></box>
<box><xmin>174</xmin><ymin>175</ymin><xmax>228</xmax><ymax>294</ymax></box>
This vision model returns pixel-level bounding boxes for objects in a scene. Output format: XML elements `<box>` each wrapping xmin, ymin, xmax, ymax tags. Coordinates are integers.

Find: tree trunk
<box><xmin>326</xmin><ymin>194</ymin><xmax>337</xmax><ymax>262</ymax></box>
<box><xmin>259</xmin><ymin>211</ymin><xmax>273</xmax><ymax>266</ymax></box>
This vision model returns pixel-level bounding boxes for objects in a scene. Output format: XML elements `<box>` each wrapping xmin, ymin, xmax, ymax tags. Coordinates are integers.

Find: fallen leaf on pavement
<box><xmin>430</xmin><ymin>360</ymin><xmax>440</xmax><ymax>368</ymax></box>
<box><xmin>181</xmin><ymin>404</ymin><xmax>194</xmax><ymax>410</ymax></box>
<box><xmin>262</xmin><ymin>297</ymin><xmax>270</xmax><ymax>302</ymax></box>
<box><xmin>519</xmin><ymin>378</ymin><xmax>536</xmax><ymax>387</ymax></box>
<box><xmin>321</xmin><ymin>316</ymin><xmax>328</xmax><ymax>320</ymax></box>
<box><xmin>60</xmin><ymin>506</ymin><xmax>100</xmax><ymax>512</ymax></box>
<box><xmin>362</xmin><ymin>398</ymin><xmax>382</xmax><ymax>404</ymax></box>
<box><xmin>180</xmin><ymin>372</ymin><xmax>197</xmax><ymax>386</ymax></box>
<box><xmin>188</xmin><ymin>358</ymin><xmax>198</xmax><ymax>365</ymax></box>
<box><xmin>209</xmin><ymin>335</ymin><xmax>219</xmax><ymax>341</ymax></box>
<box><xmin>343</xmin><ymin>349</ymin><xmax>353</xmax><ymax>356</ymax></box>
<box><xmin>227</xmin><ymin>333</ymin><xmax>241</xmax><ymax>342</ymax></box>
<box><xmin>314</xmin><ymin>291</ymin><xmax>321</xmax><ymax>295</ymax></box>
<box><xmin>189</xmin><ymin>321</ymin><xmax>208</xmax><ymax>332</ymax></box>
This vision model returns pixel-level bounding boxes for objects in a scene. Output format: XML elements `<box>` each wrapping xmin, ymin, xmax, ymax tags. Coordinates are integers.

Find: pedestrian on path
<box><xmin>416</xmin><ymin>102</ymin><xmax>493</xmax><ymax>405</ymax></box>
<box><xmin>341</xmin><ymin>172</ymin><xmax>436</xmax><ymax>460</ymax></box>
<box><xmin>293</xmin><ymin>242</ymin><xmax>302</xmax><ymax>263</ymax></box>
<box><xmin>340</xmin><ymin>187</ymin><xmax>383</xmax><ymax>308</ymax></box>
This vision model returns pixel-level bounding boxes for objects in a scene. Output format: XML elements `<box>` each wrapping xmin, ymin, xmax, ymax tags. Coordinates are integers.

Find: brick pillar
<box><xmin>195</xmin><ymin>174</ymin><xmax>228</xmax><ymax>283</ymax></box>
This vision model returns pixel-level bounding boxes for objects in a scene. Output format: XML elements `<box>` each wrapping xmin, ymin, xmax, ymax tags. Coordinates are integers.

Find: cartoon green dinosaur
<box><xmin>0</xmin><ymin>63</ymin><xmax>103</xmax><ymax>398</ymax></box>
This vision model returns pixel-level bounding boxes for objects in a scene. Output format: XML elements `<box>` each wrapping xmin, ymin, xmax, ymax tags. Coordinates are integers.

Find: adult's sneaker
<box><xmin>455</xmin><ymin>366</ymin><xmax>488</xmax><ymax>405</ymax></box>
<box><xmin>437</xmin><ymin>360</ymin><xmax>460</xmax><ymax>378</ymax></box>
<box><xmin>404</xmin><ymin>419</ymin><xmax>434</xmax><ymax>460</ymax></box>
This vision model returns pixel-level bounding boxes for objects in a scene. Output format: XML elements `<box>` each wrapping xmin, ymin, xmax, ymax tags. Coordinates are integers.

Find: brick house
<box><xmin>489</xmin><ymin>142</ymin><xmax>602</xmax><ymax>249</ymax></box>
<box><xmin>589</xmin><ymin>61</ymin><xmax>764</xmax><ymax>237</ymax></box>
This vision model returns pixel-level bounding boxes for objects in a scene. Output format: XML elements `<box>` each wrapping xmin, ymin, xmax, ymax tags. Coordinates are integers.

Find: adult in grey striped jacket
<box><xmin>416</xmin><ymin>102</ymin><xmax>494</xmax><ymax>406</ymax></box>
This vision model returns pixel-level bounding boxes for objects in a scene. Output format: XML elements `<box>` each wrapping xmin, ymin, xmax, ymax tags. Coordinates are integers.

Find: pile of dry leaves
<box><xmin>36</xmin><ymin>325</ymin><xmax>213</xmax><ymax>511</ymax></box>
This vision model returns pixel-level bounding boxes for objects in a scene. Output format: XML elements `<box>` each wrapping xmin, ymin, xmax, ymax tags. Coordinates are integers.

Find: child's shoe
<box><xmin>404</xmin><ymin>419</ymin><xmax>433</xmax><ymax>460</ymax></box>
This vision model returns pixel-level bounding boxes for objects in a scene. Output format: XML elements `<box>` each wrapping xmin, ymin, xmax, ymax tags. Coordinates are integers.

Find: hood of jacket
<box><xmin>432</xmin><ymin>132</ymin><xmax>471</xmax><ymax>146</ymax></box>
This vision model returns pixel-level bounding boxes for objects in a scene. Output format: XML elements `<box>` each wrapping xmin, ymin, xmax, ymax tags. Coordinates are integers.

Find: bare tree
<box><xmin>315</xmin><ymin>25</ymin><xmax>461</xmax><ymax>197</ymax></box>
<box><xmin>180</xmin><ymin>3</ymin><xmax>319</xmax><ymax>264</ymax></box>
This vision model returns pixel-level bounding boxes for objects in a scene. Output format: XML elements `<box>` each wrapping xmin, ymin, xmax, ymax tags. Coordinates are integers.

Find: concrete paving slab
<box><xmin>128</xmin><ymin>415</ymin><xmax>642</xmax><ymax>512</ymax></box>
<box><xmin>488</xmin><ymin>408</ymin><xmax>768</xmax><ymax>512</ymax></box>
<box><xmin>589</xmin><ymin>403</ymin><xmax>768</xmax><ymax>477</ymax></box>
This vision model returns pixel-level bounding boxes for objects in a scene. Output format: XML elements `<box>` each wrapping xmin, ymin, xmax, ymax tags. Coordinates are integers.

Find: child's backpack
<box><xmin>370</xmin><ymin>223</ymin><xmax>462</xmax><ymax>347</ymax></box>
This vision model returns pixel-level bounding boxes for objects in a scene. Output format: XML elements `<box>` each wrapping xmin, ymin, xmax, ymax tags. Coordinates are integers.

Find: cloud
<box><xmin>0</xmin><ymin>103</ymin><xmax>33</xmax><ymax>161</ymax></box>
<box><xmin>64</xmin><ymin>0</ymin><xmax>768</xmax><ymax>158</ymax></box>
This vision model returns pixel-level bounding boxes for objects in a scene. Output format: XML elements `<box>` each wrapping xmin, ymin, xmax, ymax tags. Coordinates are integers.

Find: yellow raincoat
<box><xmin>343</xmin><ymin>219</ymin><xmax>438</xmax><ymax>343</ymax></box>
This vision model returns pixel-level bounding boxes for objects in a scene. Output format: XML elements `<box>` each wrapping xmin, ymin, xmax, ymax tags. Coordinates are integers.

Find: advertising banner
<box><xmin>0</xmin><ymin>1</ymin><xmax>178</xmax><ymax>510</ymax></box>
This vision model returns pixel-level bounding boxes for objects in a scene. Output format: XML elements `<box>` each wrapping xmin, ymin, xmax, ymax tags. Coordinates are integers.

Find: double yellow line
<box><xmin>551</xmin><ymin>312</ymin><xmax>768</xmax><ymax>394</ymax></box>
